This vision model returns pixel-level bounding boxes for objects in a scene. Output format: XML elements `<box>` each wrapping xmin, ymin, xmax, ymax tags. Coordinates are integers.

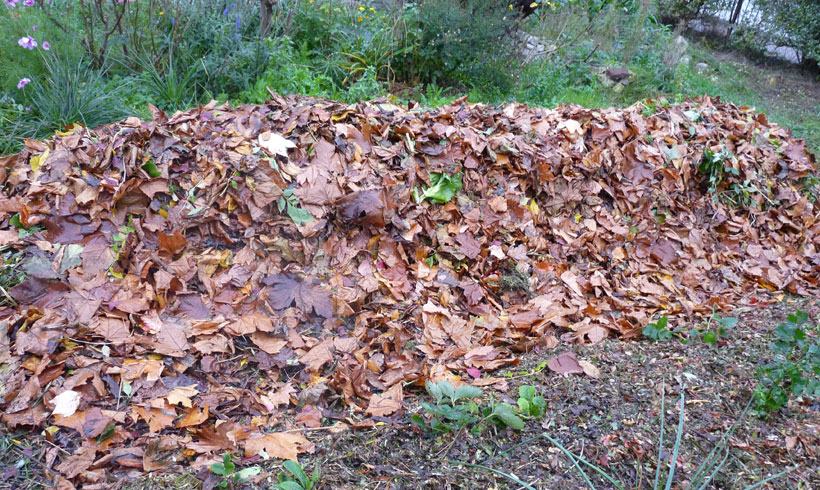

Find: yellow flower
<box><xmin>369</xmin><ymin>6</ymin><xmax>375</xmax><ymax>11</ymax></box>
<box><xmin>357</xmin><ymin>15</ymin><xmax>363</xmax><ymax>21</ymax></box>
<box><xmin>358</xmin><ymin>5</ymin><xmax>365</xmax><ymax>10</ymax></box>
<box><xmin>509</xmin><ymin>4</ymin><xmax>513</xmax><ymax>9</ymax></box>
<box><xmin>529</xmin><ymin>2</ymin><xmax>538</xmax><ymax>8</ymax></box>
<box><xmin>159</xmin><ymin>10</ymin><xmax>164</xmax><ymax>15</ymax></box>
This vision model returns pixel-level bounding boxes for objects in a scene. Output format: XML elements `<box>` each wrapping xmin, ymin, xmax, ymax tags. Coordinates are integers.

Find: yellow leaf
<box><xmin>30</xmin><ymin>149</ymin><xmax>49</xmax><ymax>171</ymax></box>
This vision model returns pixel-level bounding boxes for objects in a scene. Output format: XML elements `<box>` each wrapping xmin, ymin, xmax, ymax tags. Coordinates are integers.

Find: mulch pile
<box><xmin>0</xmin><ymin>93</ymin><xmax>818</xmax><ymax>488</ymax></box>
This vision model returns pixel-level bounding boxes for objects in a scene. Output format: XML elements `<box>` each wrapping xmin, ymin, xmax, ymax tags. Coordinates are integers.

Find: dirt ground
<box><xmin>3</xmin><ymin>297</ymin><xmax>817</xmax><ymax>490</ymax></box>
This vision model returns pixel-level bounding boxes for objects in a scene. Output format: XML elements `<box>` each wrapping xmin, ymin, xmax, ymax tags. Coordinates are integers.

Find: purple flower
<box><xmin>42</xmin><ymin>41</ymin><xmax>50</xmax><ymax>50</ymax></box>
<box><xmin>18</xmin><ymin>36</ymin><xmax>38</xmax><ymax>50</ymax></box>
<box><xmin>171</xmin><ymin>17</ymin><xmax>175</xmax><ymax>25</ymax></box>
<box><xmin>5</xmin><ymin>0</ymin><xmax>19</xmax><ymax>7</ymax></box>
<box><xmin>235</xmin><ymin>14</ymin><xmax>240</xmax><ymax>31</ymax></box>
<box><xmin>23</xmin><ymin>0</ymin><xmax>34</xmax><ymax>5</ymax></box>
<box><xmin>17</xmin><ymin>77</ymin><xmax>31</xmax><ymax>89</ymax></box>
<box><xmin>32</xmin><ymin>24</ymin><xmax>38</xmax><ymax>31</ymax></box>
<box><xmin>222</xmin><ymin>5</ymin><xmax>228</xmax><ymax>15</ymax></box>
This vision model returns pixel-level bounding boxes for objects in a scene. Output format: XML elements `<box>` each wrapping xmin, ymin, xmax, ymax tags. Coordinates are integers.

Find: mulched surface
<box><xmin>0</xmin><ymin>92</ymin><xmax>818</xmax><ymax>488</ymax></box>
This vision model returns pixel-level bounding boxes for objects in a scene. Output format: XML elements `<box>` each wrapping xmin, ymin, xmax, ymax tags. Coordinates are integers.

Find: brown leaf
<box><xmin>244</xmin><ymin>432</ymin><xmax>315</xmax><ymax>460</ymax></box>
<box><xmin>264</xmin><ymin>274</ymin><xmax>333</xmax><ymax>318</ymax></box>
<box><xmin>338</xmin><ymin>190</ymin><xmax>386</xmax><ymax>227</ymax></box>
<box><xmin>294</xmin><ymin>405</ymin><xmax>322</xmax><ymax>428</ymax></box>
<box><xmin>176</xmin><ymin>404</ymin><xmax>209</xmax><ymax>428</ymax></box>
<box><xmin>158</xmin><ymin>230</ymin><xmax>188</xmax><ymax>257</ymax></box>
<box><xmin>81</xmin><ymin>235</ymin><xmax>115</xmax><ymax>277</ymax></box>
<box><xmin>547</xmin><ymin>352</ymin><xmax>584</xmax><ymax>375</ymax></box>
<box><xmin>132</xmin><ymin>406</ymin><xmax>176</xmax><ymax>433</ymax></box>
<box><xmin>153</xmin><ymin>322</ymin><xmax>189</xmax><ymax>357</ymax></box>
<box><xmin>299</xmin><ymin>339</ymin><xmax>334</xmax><ymax>373</ymax></box>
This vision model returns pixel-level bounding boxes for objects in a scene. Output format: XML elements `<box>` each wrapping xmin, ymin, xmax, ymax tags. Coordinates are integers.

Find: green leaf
<box><xmin>9</xmin><ymin>214</ymin><xmax>25</xmax><ymax>230</ymax></box>
<box><xmin>210</xmin><ymin>463</ymin><xmax>229</xmax><ymax>476</ymax></box>
<box><xmin>703</xmin><ymin>331</ymin><xmax>717</xmax><ymax>344</ymax></box>
<box><xmin>236</xmin><ymin>466</ymin><xmax>261</xmax><ymax>481</ymax></box>
<box><xmin>141</xmin><ymin>160</ymin><xmax>162</xmax><ymax>178</ymax></box>
<box><xmin>454</xmin><ymin>385</ymin><xmax>482</xmax><ymax>401</ymax></box>
<box><xmin>275</xmin><ymin>482</ymin><xmax>306</xmax><ymax>490</ymax></box>
<box><xmin>416</xmin><ymin>172</ymin><xmax>462</xmax><ymax>204</ymax></box>
<box><xmin>517</xmin><ymin>398</ymin><xmax>531</xmax><ymax>414</ymax></box>
<box><xmin>438</xmin><ymin>380</ymin><xmax>455</xmax><ymax>403</ymax></box>
<box><xmin>656</xmin><ymin>316</ymin><xmax>668</xmax><ymax>329</ymax></box>
<box><xmin>425</xmin><ymin>381</ymin><xmax>442</xmax><ymax>403</ymax></box>
<box><xmin>519</xmin><ymin>385</ymin><xmax>536</xmax><ymax>401</ymax></box>
<box><xmin>286</xmin><ymin>202</ymin><xmax>314</xmax><ymax>226</ymax></box>
<box><xmin>492</xmin><ymin>403</ymin><xmax>524</xmax><ymax>430</ymax></box>
<box><xmin>283</xmin><ymin>460</ymin><xmax>308</xmax><ymax>484</ymax></box>
<box><xmin>410</xmin><ymin>413</ymin><xmax>426</xmax><ymax>429</ymax></box>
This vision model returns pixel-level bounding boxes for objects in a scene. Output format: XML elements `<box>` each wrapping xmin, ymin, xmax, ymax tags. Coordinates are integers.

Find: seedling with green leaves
<box><xmin>274</xmin><ymin>460</ymin><xmax>320</xmax><ymax>490</ymax></box>
<box><xmin>643</xmin><ymin>316</ymin><xmax>672</xmax><ymax>341</ymax></box>
<box><xmin>698</xmin><ymin>147</ymin><xmax>737</xmax><ymax>194</ymax></box>
<box><xmin>753</xmin><ymin>310</ymin><xmax>820</xmax><ymax>417</ymax></box>
<box><xmin>413</xmin><ymin>172</ymin><xmax>462</xmax><ymax>204</ymax></box>
<box><xmin>277</xmin><ymin>188</ymin><xmax>315</xmax><ymax>226</ymax></box>
<box><xmin>413</xmin><ymin>380</ymin><xmax>541</xmax><ymax>434</ymax></box>
<box><xmin>701</xmin><ymin>310</ymin><xmax>738</xmax><ymax>345</ymax></box>
<box><xmin>412</xmin><ymin>380</ymin><xmax>483</xmax><ymax>434</ymax></box>
<box><xmin>517</xmin><ymin>385</ymin><xmax>546</xmax><ymax>418</ymax></box>
<box><xmin>209</xmin><ymin>453</ymin><xmax>261</xmax><ymax>489</ymax></box>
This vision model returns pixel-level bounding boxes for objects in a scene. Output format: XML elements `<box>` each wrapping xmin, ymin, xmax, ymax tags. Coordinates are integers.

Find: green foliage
<box><xmin>209</xmin><ymin>453</ymin><xmax>261</xmax><ymax>489</ymax></box>
<box><xmin>643</xmin><ymin>316</ymin><xmax>672</xmax><ymax>341</ymax></box>
<box><xmin>277</xmin><ymin>188</ymin><xmax>315</xmax><ymax>227</ymax></box>
<box><xmin>0</xmin><ymin>247</ymin><xmax>25</xmax><ymax>306</ymax></box>
<box><xmin>753</xmin><ymin>311</ymin><xmax>820</xmax><ymax>417</ymax></box>
<box><xmin>517</xmin><ymin>385</ymin><xmax>546</xmax><ymax>418</ymax></box>
<box><xmin>413</xmin><ymin>172</ymin><xmax>463</xmax><ymax>204</ymax></box>
<box><xmin>698</xmin><ymin>147</ymin><xmax>737</xmax><ymax>193</ymax></box>
<box><xmin>413</xmin><ymin>380</ymin><xmax>544</xmax><ymax>435</ymax></box>
<box><xmin>14</xmin><ymin>55</ymin><xmax>129</xmax><ymax>144</ymax></box>
<box><xmin>275</xmin><ymin>460</ymin><xmax>320</xmax><ymax>490</ymax></box>
<box><xmin>412</xmin><ymin>380</ymin><xmax>483</xmax><ymax>434</ymax></box>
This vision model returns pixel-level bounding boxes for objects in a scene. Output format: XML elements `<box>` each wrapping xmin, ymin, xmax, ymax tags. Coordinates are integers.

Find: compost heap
<box><xmin>0</xmin><ymin>93</ymin><xmax>818</xmax><ymax>486</ymax></box>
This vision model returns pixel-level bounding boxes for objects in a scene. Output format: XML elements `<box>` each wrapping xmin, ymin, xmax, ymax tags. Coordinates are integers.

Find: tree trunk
<box><xmin>727</xmin><ymin>0</ymin><xmax>744</xmax><ymax>38</ymax></box>
<box><xmin>260</xmin><ymin>0</ymin><xmax>277</xmax><ymax>38</ymax></box>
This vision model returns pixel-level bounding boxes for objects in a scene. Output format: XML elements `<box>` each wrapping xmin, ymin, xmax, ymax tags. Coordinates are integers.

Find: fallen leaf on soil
<box><xmin>547</xmin><ymin>352</ymin><xmax>585</xmax><ymax>375</ymax></box>
<box><xmin>244</xmin><ymin>432</ymin><xmax>315</xmax><ymax>461</ymax></box>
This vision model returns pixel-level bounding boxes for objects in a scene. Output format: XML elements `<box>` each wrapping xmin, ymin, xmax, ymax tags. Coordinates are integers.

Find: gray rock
<box><xmin>695</xmin><ymin>62</ymin><xmax>708</xmax><ymax>73</ymax></box>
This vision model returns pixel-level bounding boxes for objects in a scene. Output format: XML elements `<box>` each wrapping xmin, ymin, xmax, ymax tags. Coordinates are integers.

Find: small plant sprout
<box><xmin>642</xmin><ymin>316</ymin><xmax>672</xmax><ymax>341</ymax></box>
<box><xmin>275</xmin><ymin>460</ymin><xmax>320</xmax><ymax>490</ymax></box>
<box><xmin>209</xmin><ymin>453</ymin><xmax>261</xmax><ymax>489</ymax></box>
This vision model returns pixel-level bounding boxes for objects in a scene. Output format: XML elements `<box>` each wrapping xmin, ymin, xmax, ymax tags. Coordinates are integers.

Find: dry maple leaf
<box><xmin>263</xmin><ymin>274</ymin><xmax>333</xmax><ymax>318</ymax></box>
<box><xmin>244</xmin><ymin>432</ymin><xmax>314</xmax><ymax>460</ymax></box>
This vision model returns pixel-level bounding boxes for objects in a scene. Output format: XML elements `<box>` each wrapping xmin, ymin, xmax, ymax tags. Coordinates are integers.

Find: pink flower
<box><xmin>42</xmin><ymin>41</ymin><xmax>50</xmax><ymax>50</ymax></box>
<box><xmin>18</xmin><ymin>36</ymin><xmax>38</xmax><ymax>49</ymax></box>
<box><xmin>31</xmin><ymin>24</ymin><xmax>38</xmax><ymax>31</ymax></box>
<box><xmin>5</xmin><ymin>0</ymin><xmax>19</xmax><ymax>7</ymax></box>
<box><xmin>23</xmin><ymin>0</ymin><xmax>34</xmax><ymax>5</ymax></box>
<box><xmin>17</xmin><ymin>78</ymin><xmax>31</xmax><ymax>89</ymax></box>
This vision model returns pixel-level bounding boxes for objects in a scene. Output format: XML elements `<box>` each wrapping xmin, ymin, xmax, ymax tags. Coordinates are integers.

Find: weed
<box><xmin>516</xmin><ymin>385</ymin><xmax>546</xmax><ymax>418</ymax></box>
<box><xmin>753</xmin><ymin>311</ymin><xmax>820</xmax><ymax>417</ymax></box>
<box><xmin>412</xmin><ymin>380</ymin><xmax>544</xmax><ymax>435</ymax></box>
<box><xmin>411</xmin><ymin>380</ymin><xmax>483</xmax><ymax>434</ymax></box>
<box><xmin>642</xmin><ymin>316</ymin><xmax>672</xmax><ymax>341</ymax></box>
<box><xmin>0</xmin><ymin>247</ymin><xmax>25</xmax><ymax>305</ymax></box>
<box><xmin>277</xmin><ymin>188</ymin><xmax>315</xmax><ymax>226</ymax></box>
<box><xmin>412</xmin><ymin>172</ymin><xmax>462</xmax><ymax>204</ymax></box>
<box><xmin>499</xmin><ymin>266</ymin><xmax>531</xmax><ymax>296</ymax></box>
<box><xmin>274</xmin><ymin>460</ymin><xmax>321</xmax><ymax>490</ymax></box>
<box><xmin>698</xmin><ymin>147</ymin><xmax>737</xmax><ymax>194</ymax></box>
<box><xmin>209</xmin><ymin>453</ymin><xmax>261</xmax><ymax>489</ymax></box>
<box><xmin>533</xmin><ymin>383</ymin><xmax>793</xmax><ymax>489</ymax></box>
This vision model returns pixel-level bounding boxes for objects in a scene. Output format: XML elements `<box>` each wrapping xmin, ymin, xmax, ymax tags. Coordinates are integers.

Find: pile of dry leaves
<box><xmin>0</xmin><ymin>93</ymin><xmax>817</xmax><ymax>487</ymax></box>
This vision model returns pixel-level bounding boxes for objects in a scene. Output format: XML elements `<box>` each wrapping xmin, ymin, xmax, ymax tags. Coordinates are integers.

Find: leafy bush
<box><xmin>753</xmin><ymin>311</ymin><xmax>820</xmax><ymax>417</ymax></box>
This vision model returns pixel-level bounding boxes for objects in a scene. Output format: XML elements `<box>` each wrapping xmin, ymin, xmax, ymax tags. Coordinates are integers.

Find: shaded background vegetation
<box><xmin>2</xmin><ymin>0</ymin><xmax>819</xmax><ymax>156</ymax></box>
